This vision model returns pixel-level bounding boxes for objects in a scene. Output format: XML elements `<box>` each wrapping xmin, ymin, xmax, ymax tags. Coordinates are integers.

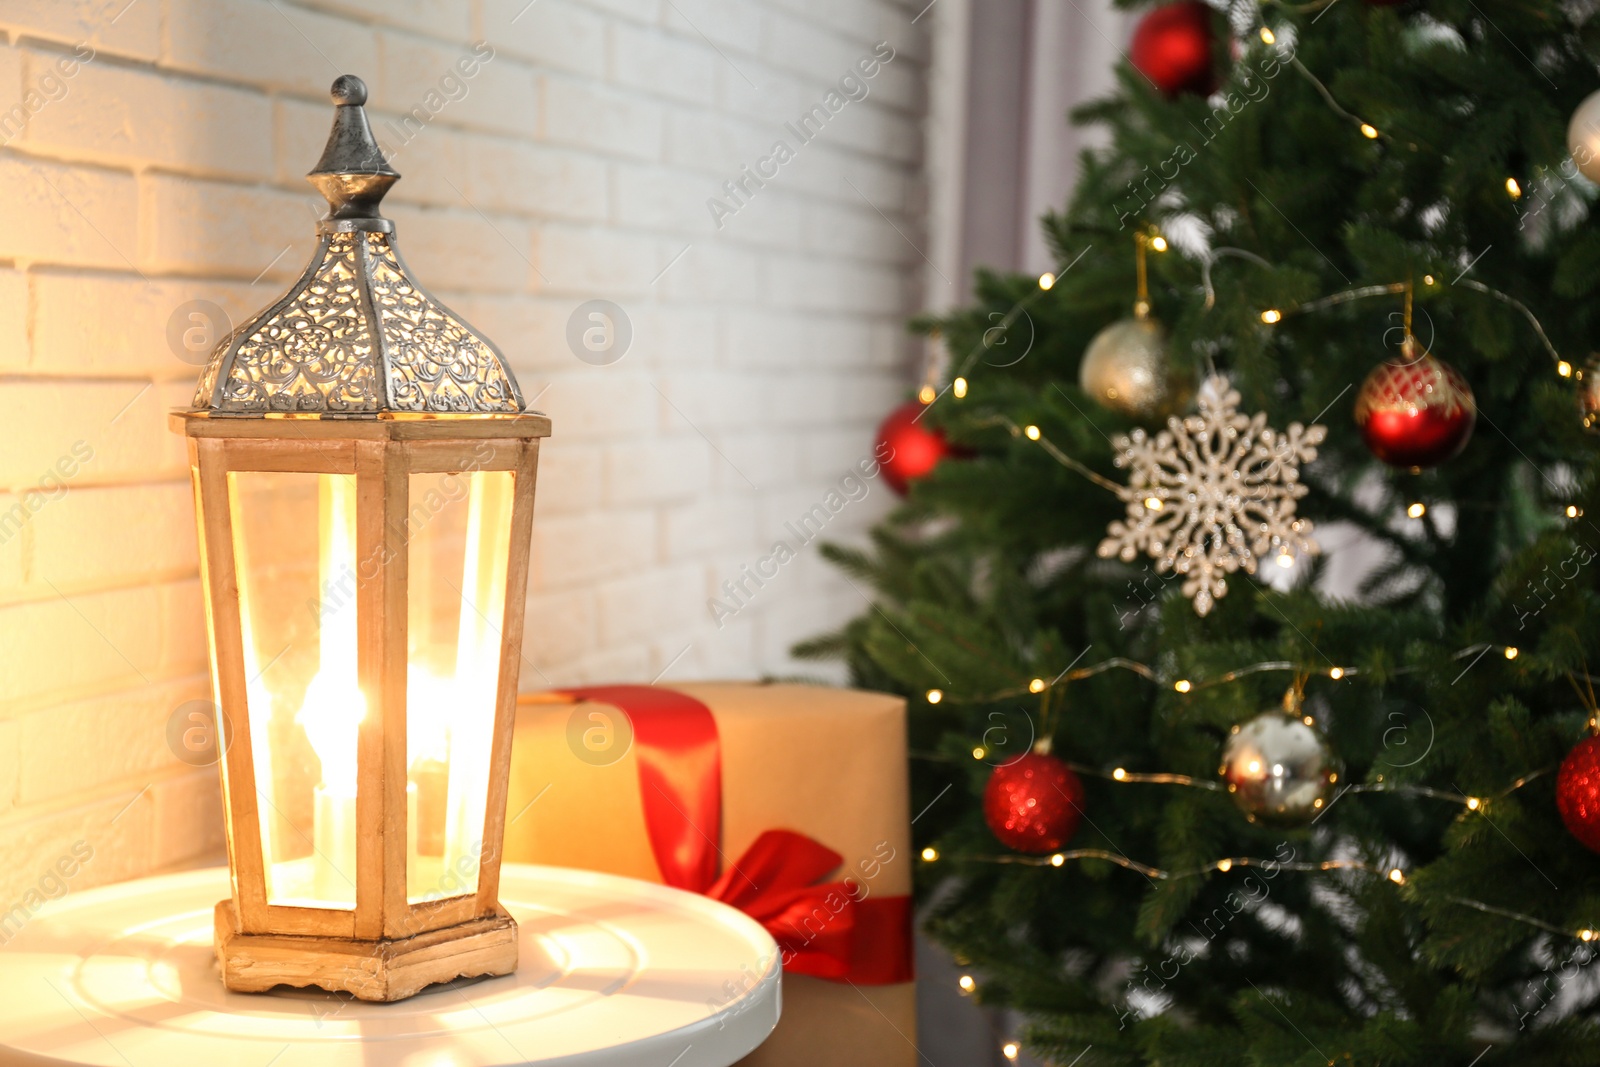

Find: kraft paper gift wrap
<box><xmin>507</xmin><ymin>682</ymin><xmax>917</xmax><ymax>1067</ymax></box>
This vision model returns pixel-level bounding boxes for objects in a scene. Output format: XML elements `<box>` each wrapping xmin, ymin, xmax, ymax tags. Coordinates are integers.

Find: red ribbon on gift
<box><xmin>556</xmin><ymin>684</ymin><xmax>913</xmax><ymax>985</ymax></box>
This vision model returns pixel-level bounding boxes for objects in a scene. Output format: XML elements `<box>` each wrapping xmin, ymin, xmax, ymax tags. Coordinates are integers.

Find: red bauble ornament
<box><xmin>1353</xmin><ymin>352</ymin><xmax>1476</xmax><ymax>469</ymax></box>
<box><xmin>1558</xmin><ymin>735</ymin><xmax>1600</xmax><ymax>853</ymax></box>
<box><xmin>1130</xmin><ymin>1</ymin><xmax>1219</xmax><ymax>97</ymax></box>
<box><xmin>876</xmin><ymin>400</ymin><xmax>948</xmax><ymax>495</ymax></box>
<box><xmin>983</xmin><ymin>751</ymin><xmax>1084</xmax><ymax>853</ymax></box>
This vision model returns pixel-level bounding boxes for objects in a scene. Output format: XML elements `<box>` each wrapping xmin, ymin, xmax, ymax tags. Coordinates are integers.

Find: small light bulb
<box><xmin>1276</xmin><ymin>551</ymin><xmax>1294</xmax><ymax>568</ymax></box>
<box><xmin>1217</xmin><ymin>858</ymin><xmax>1233</xmax><ymax>872</ymax></box>
<box><xmin>959</xmin><ymin>974</ymin><xmax>976</xmax><ymax>992</ymax></box>
<box><xmin>1150</xmin><ymin>235</ymin><xmax>1168</xmax><ymax>252</ymax></box>
<box><xmin>1260</xmin><ymin>309</ymin><xmax>1282</xmax><ymax>324</ymax></box>
<box><xmin>917</xmin><ymin>383</ymin><xmax>936</xmax><ymax>404</ymax></box>
<box><xmin>1423</xmin><ymin>274</ymin><xmax>1436</xmax><ymax>286</ymax></box>
<box><xmin>1259</xmin><ymin>25</ymin><xmax>1276</xmax><ymax>44</ymax></box>
<box><xmin>926</xmin><ymin>689</ymin><xmax>943</xmax><ymax>704</ymax></box>
<box><xmin>1389</xmin><ymin>868</ymin><xmax>1405</xmax><ymax>885</ymax></box>
<box><xmin>953</xmin><ymin>376</ymin><xmax>968</xmax><ymax>399</ymax></box>
<box><xmin>1024</xmin><ymin>424</ymin><xmax>1041</xmax><ymax>440</ymax></box>
<box><xmin>1559</xmin><ymin>360</ymin><xmax>1573</xmax><ymax>378</ymax></box>
<box><xmin>1506</xmin><ymin>177</ymin><xmax>1522</xmax><ymax>199</ymax></box>
<box><xmin>1407</xmin><ymin>502</ymin><xmax>1426</xmax><ymax>519</ymax></box>
<box><xmin>1144</xmin><ymin>496</ymin><xmax>1164</xmax><ymax>511</ymax></box>
<box><xmin>1581</xmin><ymin>928</ymin><xmax>1597</xmax><ymax>942</ymax></box>
<box><xmin>1050</xmin><ymin>852</ymin><xmax>1065</xmax><ymax>867</ymax></box>
<box><xmin>1360</xmin><ymin>123</ymin><xmax>1379</xmax><ymax>139</ymax></box>
<box><xmin>921</xmin><ymin>846</ymin><xmax>939</xmax><ymax>862</ymax></box>
<box><xmin>1329</xmin><ymin>667</ymin><xmax>1345</xmax><ymax>680</ymax></box>
<box><xmin>1113</xmin><ymin>767</ymin><xmax>1128</xmax><ymax>781</ymax></box>
<box><xmin>1466</xmin><ymin>797</ymin><xmax>1481</xmax><ymax>811</ymax></box>
<box><xmin>1504</xmin><ymin>646</ymin><xmax>1519</xmax><ymax>660</ymax></box>
<box><xmin>1174</xmin><ymin>679</ymin><xmax>1192</xmax><ymax>694</ymax></box>
<box><xmin>1038</xmin><ymin>271</ymin><xmax>1056</xmax><ymax>290</ymax></box>
<box><xmin>972</xmin><ymin>746</ymin><xmax>986</xmax><ymax>760</ymax></box>
<box><xmin>1003</xmin><ymin>1042</ymin><xmax>1020</xmax><ymax>1061</ymax></box>
<box><xmin>1567</xmin><ymin>505</ymin><xmax>1583</xmax><ymax>518</ymax></box>
<box><xmin>1028</xmin><ymin>678</ymin><xmax>1046</xmax><ymax>693</ymax></box>
<box><xmin>1303</xmin><ymin>715</ymin><xmax>1315</xmax><ymax>726</ymax></box>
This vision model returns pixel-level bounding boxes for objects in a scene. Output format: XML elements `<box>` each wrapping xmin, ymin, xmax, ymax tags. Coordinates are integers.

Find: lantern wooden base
<box><xmin>213</xmin><ymin>899</ymin><xmax>518</xmax><ymax>1002</ymax></box>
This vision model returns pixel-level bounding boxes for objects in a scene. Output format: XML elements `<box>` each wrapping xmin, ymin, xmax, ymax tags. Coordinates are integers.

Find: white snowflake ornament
<box><xmin>1096</xmin><ymin>375</ymin><xmax>1326</xmax><ymax>616</ymax></box>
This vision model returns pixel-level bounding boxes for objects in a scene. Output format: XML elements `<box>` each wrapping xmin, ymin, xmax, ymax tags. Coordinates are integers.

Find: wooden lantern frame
<box><xmin>177</xmin><ymin>415</ymin><xmax>547</xmax><ymax>1001</ymax></box>
<box><xmin>173</xmin><ymin>75</ymin><xmax>550</xmax><ymax>1002</ymax></box>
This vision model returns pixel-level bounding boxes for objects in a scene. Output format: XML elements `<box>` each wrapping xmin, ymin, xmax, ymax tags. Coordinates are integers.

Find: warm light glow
<box><xmin>1003</xmin><ymin>1042</ymin><xmax>1020</xmax><ymax>1061</ymax></box>
<box><xmin>1389</xmin><ymin>868</ymin><xmax>1406</xmax><ymax>885</ymax></box>
<box><xmin>972</xmin><ymin>746</ymin><xmax>987</xmax><ymax>760</ymax></box>
<box><xmin>1506</xmin><ymin>177</ymin><xmax>1522</xmax><ymax>199</ymax></box>
<box><xmin>921</xmin><ymin>846</ymin><xmax>939</xmax><ymax>862</ymax></box>
<box><xmin>1504</xmin><ymin>646</ymin><xmax>1519</xmax><ymax>660</ymax></box>
<box><xmin>1407</xmin><ymin>502</ymin><xmax>1426</xmax><ymax>519</ymax></box>
<box><xmin>1581</xmin><ymin>928</ymin><xmax>1597</xmax><ymax>942</ymax></box>
<box><xmin>1217</xmin><ymin>859</ymin><xmax>1232</xmax><ymax>872</ymax></box>
<box><xmin>1028</xmin><ymin>678</ymin><xmax>1046</xmax><ymax>693</ymax></box>
<box><xmin>1113</xmin><ymin>767</ymin><xmax>1128</xmax><ymax>781</ymax></box>
<box><xmin>299</xmin><ymin>476</ymin><xmax>366</xmax><ymax>797</ymax></box>
<box><xmin>918</xmin><ymin>383</ymin><xmax>937</xmax><ymax>404</ymax></box>
<box><xmin>1149</xmin><ymin>235</ymin><xmax>1168</xmax><ymax>252</ymax></box>
<box><xmin>1276</xmin><ymin>551</ymin><xmax>1294</xmax><ymax>568</ymax></box>
<box><xmin>1024</xmin><ymin>424</ymin><xmax>1041</xmax><ymax>440</ymax></box>
<box><xmin>1174</xmin><ymin>679</ymin><xmax>1192</xmax><ymax>693</ymax></box>
<box><xmin>1144</xmin><ymin>496</ymin><xmax>1164</xmax><ymax>511</ymax></box>
<box><xmin>1466</xmin><ymin>797</ymin><xmax>1481</xmax><ymax>811</ymax></box>
<box><xmin>1559</xmin><ymin>361</ymin><xmax>1573</xmax><ymax>378</ymax></box>
<box><xmin>1038</xmin><ymin>271</ymin><xmax>1056</xmax><ymax>290</ymax></box>
<box><xmin>1568</xmin><ymin>505</ymin><xmax>1584</xmax><ymax>518</ymax></box>
<box><xmin>1259</xmin><ymin>26</ymin><xmax>1276</xmax><ymax>43</ymax></box>
<box><xmin>959</xmin><ymin>974</ymin><xmax>976</xmax><ymax>992</ymax></box>
<box><xmin>927</xmin><ymin>689</ymin><xmax>943</xmax><ymax>704</ymax></box>
<box><xmin>1360</xmin><ymin>123</ymin><xmax>1379</xmax><ymax>139</ymax></box>
<box><xmin>1260</xmin><ymin>309</ymin><xmax>1282</xmax><ymax>324</ymax></box>
<box><xmin>1329</xmin><ymin>667</ymin><xmax>1345</xmax><ymax>680</ymax></box>
<box><xmin>1303</xmin><ymin>715</ymin><xmax>1315</xmax><ymax>726</ymax></box>
<box><xmin>1050</xmin><ymin>853</ymin><xmax>1065</xmax><ymax>866</ymax></box>
<box><xmin>953</xmin><ymin>377</ymin><xmax>969</xmax><ymax>399</ymax></box>
<box><xmin>1423</xmin><ymin>274</ymin><xmax>1436</xmax><ymax>286</ymax></box>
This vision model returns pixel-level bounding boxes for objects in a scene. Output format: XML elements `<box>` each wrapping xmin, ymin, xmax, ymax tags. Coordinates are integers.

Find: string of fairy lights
<box><xmin>915</xmin><ymin>654</ymin><xmax>1600</xmax><ymax>968</ymax></box>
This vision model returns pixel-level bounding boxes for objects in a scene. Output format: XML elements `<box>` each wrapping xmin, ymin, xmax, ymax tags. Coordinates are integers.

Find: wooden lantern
<box><xmin>171</xmin><ymin>75</ymin><xmax>549</xmax><ymax>1002</ymax></box>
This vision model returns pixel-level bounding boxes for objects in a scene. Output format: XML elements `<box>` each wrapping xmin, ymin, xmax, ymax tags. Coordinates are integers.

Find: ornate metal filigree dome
<box><xmin>193</xmin><ymin>75</ymin><xmax>523</xmax><ymax>416</ymax></box>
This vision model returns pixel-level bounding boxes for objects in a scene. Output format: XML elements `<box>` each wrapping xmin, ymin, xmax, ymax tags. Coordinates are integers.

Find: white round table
<box><xmin>0</xmin><ymin>864</ymin><xmax>781</xmax><ymax>1067</ymax></box>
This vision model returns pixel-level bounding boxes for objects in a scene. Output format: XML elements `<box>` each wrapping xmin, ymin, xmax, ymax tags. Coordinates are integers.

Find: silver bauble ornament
<box><xmin>1079</xmin><ymin>316</ymin><xmax>1185</xmax><ymax>419</ymax></box>
<box><xmin>1219</xmin><ymin>708</ymin><xmax>1340</xmax><ymax>826</ymax></box>
<box><xmin>1568</xmin><ymin>89</ymin><xmax>1600</xmax><ymax>184</ymax></box>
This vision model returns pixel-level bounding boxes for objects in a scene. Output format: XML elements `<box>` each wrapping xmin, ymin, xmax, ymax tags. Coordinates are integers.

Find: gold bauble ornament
<box><xmin>1078</xmin><ymin>315</ymin><xmax>1186</xmax><ymax>419</ymax></box>
<box><xmin>1568</xmin><ymin>89</ymin><xmax>1600</xmax><ymax>184</ymax></box>
<box><xmin>1219</xmin><ymin>701</ymin><xmax>1340</xmax><ymax>826</ymax></box>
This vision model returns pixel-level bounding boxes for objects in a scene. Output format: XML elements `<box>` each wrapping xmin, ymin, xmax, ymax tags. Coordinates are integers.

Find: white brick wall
<box><xmin>0</xmin><ymin>0</ymin><xmax>927</xmax><ymax>893</ymax></box>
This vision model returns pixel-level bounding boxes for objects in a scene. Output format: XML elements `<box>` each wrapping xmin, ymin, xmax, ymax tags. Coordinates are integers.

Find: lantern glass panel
<box><xmin>228</xmin><ymin>471</ymin><xmax>362</xmax><ymax>911</ymax></box>
<box><xmin>405</xmin><ymin>469</ymin><xmax>515</xmax><ymax>904</ymax></box>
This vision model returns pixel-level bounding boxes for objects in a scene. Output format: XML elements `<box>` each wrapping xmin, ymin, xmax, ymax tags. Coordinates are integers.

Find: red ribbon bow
<box><xmin>556</xmin><ymin>685</ymin><xmax>912</xmax><ymax>985</ymax></box>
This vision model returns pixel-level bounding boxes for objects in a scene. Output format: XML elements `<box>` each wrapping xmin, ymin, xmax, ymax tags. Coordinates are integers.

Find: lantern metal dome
<box><xmin>192</xmin><ymin>74</ymin><xmax>524</xmax><ymax>416</ymax></box>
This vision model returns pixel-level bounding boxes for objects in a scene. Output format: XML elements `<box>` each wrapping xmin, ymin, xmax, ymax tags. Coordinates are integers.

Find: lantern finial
<box><xmin>307</xmin><ymin>74</ymin><xmax>398</xmax><ymax>223</ymax></box>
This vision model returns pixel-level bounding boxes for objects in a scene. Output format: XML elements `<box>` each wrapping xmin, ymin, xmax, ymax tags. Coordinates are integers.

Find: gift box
<box><xmin>507</xmin><ymin>682</ymin><xmax>916</xmax><ymax>1067</ymax></box>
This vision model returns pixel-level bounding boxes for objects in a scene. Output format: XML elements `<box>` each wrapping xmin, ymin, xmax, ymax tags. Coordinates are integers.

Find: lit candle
<box><xmin>294</xmin><ymin>476</ymin><xmax>364</xmax><ymax>907</ymax></box>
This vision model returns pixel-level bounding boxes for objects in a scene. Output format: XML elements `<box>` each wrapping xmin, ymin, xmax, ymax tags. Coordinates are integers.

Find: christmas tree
<box><xmin>800</xmin><ymin>0</ymin><xmax>1600</xmax><ymax>1061</ymax></box>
